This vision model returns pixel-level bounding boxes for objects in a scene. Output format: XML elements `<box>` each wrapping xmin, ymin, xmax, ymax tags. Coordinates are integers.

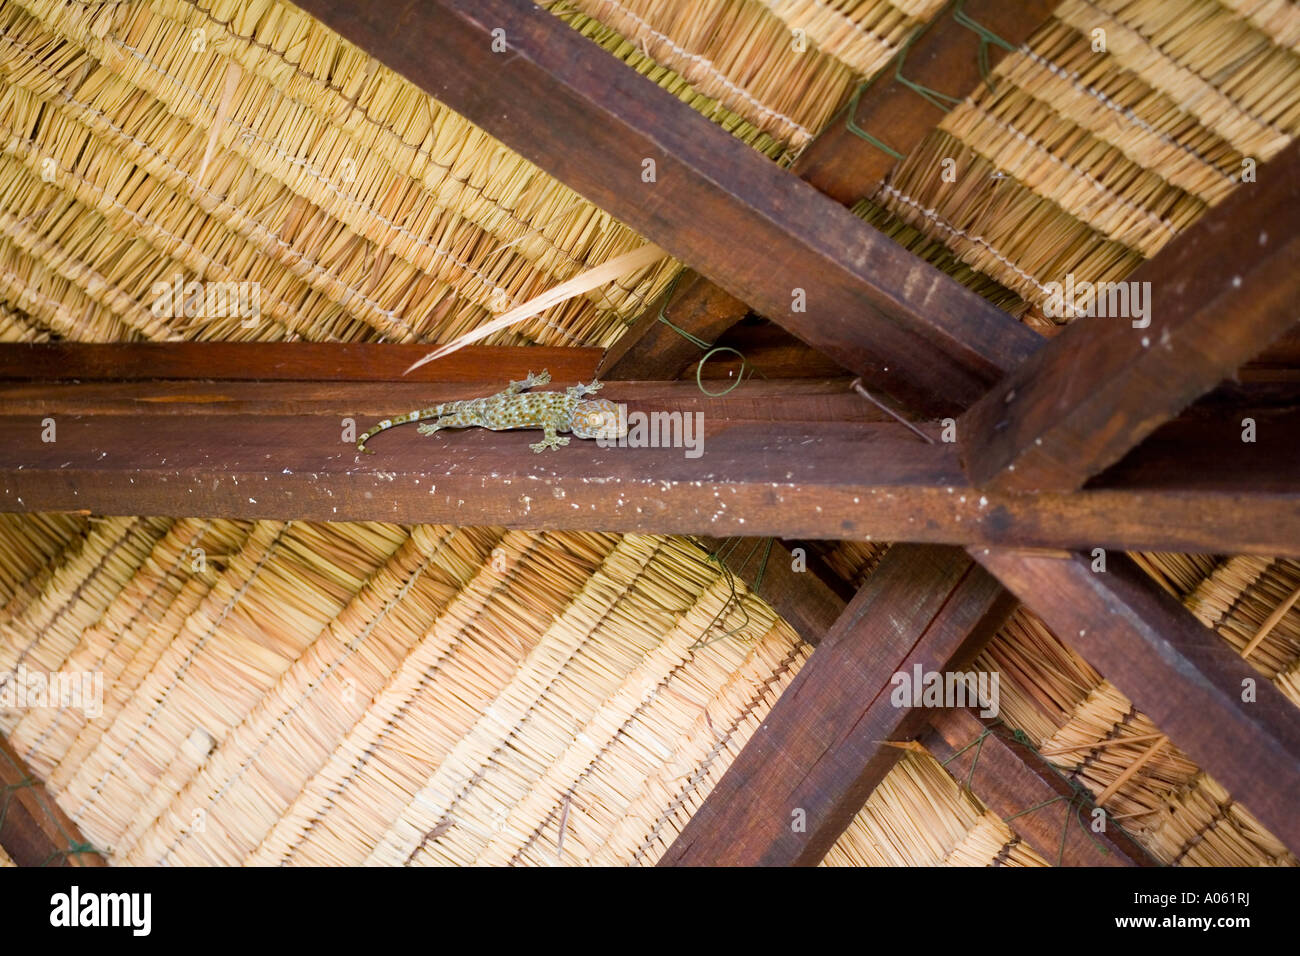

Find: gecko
<box><xmin>356</xmin><ymin>369</ymin><xmax>626</xmax><ymax>454</ymax></box>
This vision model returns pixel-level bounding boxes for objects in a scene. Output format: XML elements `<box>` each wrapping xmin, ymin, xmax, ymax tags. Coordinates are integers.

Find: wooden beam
<box><xmin>0</xmin><ymin>735</ymin><xmax>105</xmax><ymax>867</ymax></box>
<box><xmin>922</xmin><ymin>708</ymin><xmax>1159</xmax><ymax>867</ymax></box>
<box><xmin>693</xmin><ymin>539</ymin><xmax>1158</xmax><ymax>866</ymax></box>
<box><xmin>695</xmin><ymin>537</ymin><xmax>848</xmax><ymax>647</ymax></box>
<box><xmin>0</xmin><ymin>377</ymin><xmax>878</xmax><ymax>421</ymax></box>
<box><xmin>961</xmin><ymin>138</ymin><xmax>1300</xmax><ymax>492</ymax></box>
<box><xmin>974</xmin><ymin>549</ymin><xmax>1300</xmax><ymax>856</ymax></box>
<box><xmin>602</xmin><ymin>2</ymin><xmax>1057</xmax><ymax>385</ymax></box>
<box><xmin>792</xmin><ymin>0</ymin><xmax>1059</xmax><ymax>204</ymax></box>
<box><xmin>1089</xmin><ymin>403</ymin><xmax>1300</xmax><ymax>493</ymax></box>
<box><xmin>293</xmin><ymin>0</ymin><xmax>1041</xmax><ymax>417</ymax></box>
<box><xmin>2</xmin><ymin>379</ymin><xmax>1297</xmax><ymax>554</ymax></box>
<box><xmin>0</xmin><ymin>343</ymin><xmax>602</xmax><ymax>383</ymax></box>
<box><xmin>599</xmin><ymin>272</ymin><xmax>750</xmax><ymax>380</ymax></box>
<box><xmin>659</xmin><ymin>545</ymin><xmax>1015</xmax><ymax>865</ymax></box>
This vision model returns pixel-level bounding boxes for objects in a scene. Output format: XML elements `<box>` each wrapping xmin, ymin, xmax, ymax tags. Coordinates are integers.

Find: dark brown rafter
<box><xmin>0</xmin><ymin>735</ymin><xmax>105</xmax><ymax>867</ymax></box>
<box><xmin>604</xmin><ymin>0</ymin><xmax>1057</xmax><ymax>380</ymax></box>
<box><xmin>962</xmin><ymin>139</ymin><xmax>1300</xmax><ymax>492</ymax></box>
<box><xmin>292</xmin><ymin>0</ymin><xmax>1041</xmax><ymax>418</ymax></box>
<box><xmin>923</xmin><ymin>709</ymin><xmax>1160</xmax><ymax>867</ymax></box>
<box><xmin>3</xmin><ymin>377</ymin><xmax>1296</xmax><ymax>554</ymax></box>
<box><xmin>599</xmin><ymin>272</ymin><xmax>749</xmax><ymax>381</ymax></box>
<box><xmin>791</xmin><ymin>0</ymin><xmax>1058</xmax><ymax>203</ymax></box>
<box><xmin>694</xmin><ymin>537</ymin><xmax>850</xmax><ymax>646</ymax></box>
<box><xmin>660</xmin><ymin>545</ymin><xmax>1016</xmax><ymax>866</ymax></box>
<box><xmin>975</xmin><ymin>549</ymin><xmax>1300</xmax><ymax>856</ymax></box>
<box><xmin>683</xmin><ymin>537</ymin><xmax>1160</xmax><ymax>867</ymax></box>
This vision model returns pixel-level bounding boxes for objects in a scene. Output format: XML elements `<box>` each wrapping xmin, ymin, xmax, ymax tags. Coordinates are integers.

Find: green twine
<box><xmin>1</xmin><ymin>748</ymin><xmax>102</xmax><ymax>865</ymax></box>
<box><xmin>653</xmin><ymin>270</ymin><xmax>756</xmax><ymax>397</ymax></box>
<box><xmin>654</xmin><ymin>272</ymin><xmax>712</xmax><ymax>350</ymax></box>
<box><xmin>941</xmin><ymin>721</ymin><xmax>1124</xmax><ymax>866</ymax></box>
<box><xmin>843</xmin><ymin>80</ymin><xmax>905</xmax><ymax>160</ymax></box>
<box><xmin>0</xmin><ymin>776</ymin><xmax>37</xmax><ymax>835</ymax></box>
<box><xmin>40</xmin><ymin>841</ymin><xmax>99</xmax><ymax>868</ymax></box>
<box><xmin>939</xmin><ymin>721</ymin><xmax>992</xmax><ymax>791</ymax></box>
<box><xmin>953</xmin><ymin>0</ymin><xmax>1018</xmax><ymax>93</ymax></box>
<box><xmin>688</xmin><ymin>537</ymin><xmax>776</xmax><ymax>650</ymax></box>
<box><xmin>694</xmin><ymin>347</ymin><xmax>748</xmax><ymax>397</ymax></box>
<box><xmin>893</xmin><ymin>20</ymin><xmax>964</xmax><ymax>113</ymax></box>
<box><xmin>842</xmin><ymin>0</ymin><xmax>1019</xmax><ymax>154</ymax></box>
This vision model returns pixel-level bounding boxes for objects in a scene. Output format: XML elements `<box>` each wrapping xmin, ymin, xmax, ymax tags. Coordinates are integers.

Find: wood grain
<box><xmin>962</xmin><ymin>139</ymin><xmax>1300</xmax><ymax>492</ymax></box>
<box><xmin>660</xmin><ymin>545</ymin><xmax>1015</xmax><ymax>865</ymax></box>
<box><xmin>1</xmin><ymin>381</ymin><xmax>1297</xmax><ymax>553</ymax></box>
<box><xmin>292</xmin><ymin>0</ymin><xmax>1041</xmax><ymax>417</ymax></box>
<box><xmin>0</xmin><ymin>735</ymin><xmax>106</xmax><ymax>867</ymax></box>
<box><xmin>974</xmin><ymin>549</ymin><xmax>1300</xmax><ymax>856</ymax></box>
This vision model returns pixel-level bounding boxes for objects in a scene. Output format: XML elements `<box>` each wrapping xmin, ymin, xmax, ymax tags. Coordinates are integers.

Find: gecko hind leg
<box><xmin>417</xmin><ymin>420</ymin><xmax>449</xmax><ymax>436</ymax></box>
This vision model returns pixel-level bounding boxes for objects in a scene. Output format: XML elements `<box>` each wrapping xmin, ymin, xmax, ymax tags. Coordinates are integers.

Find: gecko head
<box><xmin>571</xmin><ymin>399</ymin><xmax>626</xmax><ymax>439</ymax></box>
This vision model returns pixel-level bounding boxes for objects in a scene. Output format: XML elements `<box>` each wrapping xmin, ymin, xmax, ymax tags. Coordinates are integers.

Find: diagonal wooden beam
<box><xmin>600</xmin><ymin>1</ymin><xmax>1058</xmax><ymax>382</ymax></box>
<box><xmin>659</xmin><ymin>544</ymin><xmax>1016</xmax><ymax>866</ymax></box>
<box><xmin>4</xmin><ymin>379</ymin><xmax>1297</xmax><ymax>554</ymax></box>
<box><xmin>291</xmin><ymin>0</ymin><xmax>1041</xmax><ymax>417</ymax></box>
<box><xmin>692</xmin><ymin>538</ymin><xmax>1161</xmax><ymax>867</ymax></box>
<box><xmin>0</xmin><ymin>735</ymin><xmax>105</xmax><ymax>867</ymax></box>
<box><xmin>922</xmin><ymin>708</ymin><xmax>1160</xmax><ymax>867</ymax></box>
<box><xmin>792</xmin><ymin>0</ymin><xmax>1059</xmax><ymax>204</ymax></box>
<box><xmin>694</xmin><ymin>537</ymin><xmax>849</xmax><ymax>647</ymax></box>
<box><xmin>599</xmin><ymin>272</ymin><xmax>749</xmax><ymax>381</ymax></box>
<box><xmin>961</xmin><ymin>138</ymin><xmax>1300</xmax><ymax>492</ymax></box>
<box><xmin>974</xmin><ymin>548</ymin><xmax>1300</xmax><ymax>856</ymax></box>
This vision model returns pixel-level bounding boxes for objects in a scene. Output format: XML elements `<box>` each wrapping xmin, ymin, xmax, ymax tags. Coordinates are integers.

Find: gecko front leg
<box><xmin>529</xmin><ymin>423</ymin><xmax>570</xmax><ymax>453</ymax></box>
<box><xmin>566</xmin><ymin>379</ymin><xmax>603</xmax><ymax>399</ymax></box>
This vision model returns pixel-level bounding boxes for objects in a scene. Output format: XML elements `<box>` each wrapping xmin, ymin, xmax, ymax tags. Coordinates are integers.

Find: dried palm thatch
<box><xmin>541</xmin><ymin>0</ymin><xmax>946</xmax><ymax>154</ymax></box>
<box><xmin>873</xmin><ymin>0</ymin><xmax>1300</xmax><ymax>324</ymax></box>
<box><xmin>815</xmin><ymin>543</ymin><xmax>1300</xmax><ymax>866</ymax></box>
<box><xmin>0</xmin><ymin>516</ymin><xmax>811</xmax><ymax>866</ymax></box>
<box><xmin>976</xmin><ymin>602</ymin><xmax>1297</xmax><ymax>867</ymax></box>
<box><xmin>0</xmin><ymin>0</ymin><xmax>946</xmax><ymax>348</ymax></box>
<box><xmin>0</xmin><ymin>0</ymin><xmax>680</xmax><ymax>345</ymax></box>
<box><xmin>825</xmin><ymin>751</ymin><xmax>1049</xmax><ymax>867</ymax></box>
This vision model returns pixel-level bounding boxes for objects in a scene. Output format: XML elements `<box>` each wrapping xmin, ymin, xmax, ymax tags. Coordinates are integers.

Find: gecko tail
<box><xmin>357</xmin><ymin>403</ymin><xmax>447</xmax><ymax>454</ymax></box>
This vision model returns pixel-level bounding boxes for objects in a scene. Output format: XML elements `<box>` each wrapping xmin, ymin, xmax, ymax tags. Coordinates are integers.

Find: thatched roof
<box><xmin>0</xmin><ymin>0</ymin><xmax>1297</xmax><ymax>866</ymax></box>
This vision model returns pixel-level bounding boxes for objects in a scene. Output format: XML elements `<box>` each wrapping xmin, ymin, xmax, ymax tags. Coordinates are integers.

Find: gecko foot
<box><xmin>521</xmin><ymin>369</ymin><xmax>551</xmax><ymax>388</ymax></box>
<box><xmin>416</xmin><ymin>423</ymin><xmax>441</xmax><ymax>436</ymax></box>
<box><xmin>530</xmin><ymin>435</ymin><xmax>570</xmax><ymax>453</ymax></box>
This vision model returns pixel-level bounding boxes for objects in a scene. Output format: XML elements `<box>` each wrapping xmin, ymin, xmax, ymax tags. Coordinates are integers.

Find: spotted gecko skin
<box><xmin>357</xmin><ymin>369</ymin><xmax>625</xmax><ymax>454</ymax></box>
